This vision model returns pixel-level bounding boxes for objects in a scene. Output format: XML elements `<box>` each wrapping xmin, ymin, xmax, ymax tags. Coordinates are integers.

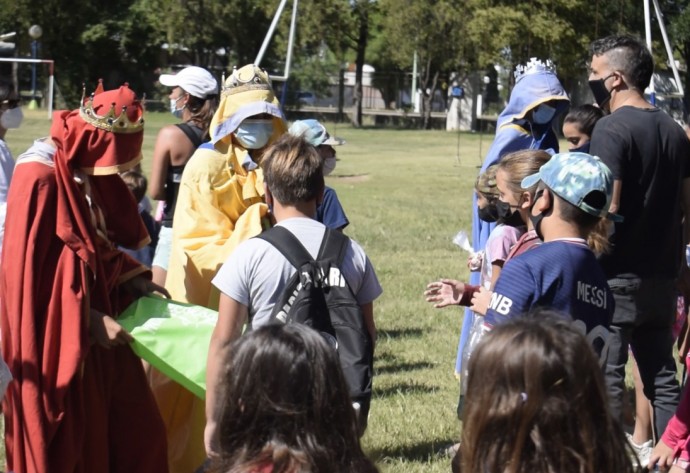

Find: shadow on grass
<box><xmin>373</xmin><ymin>381</ymin><xmax>438</xmax><ymax>398</ymax></box>
<box><xmin>369</xmin><ymin>438</ymin><xmax>456</xmax><ymax>464</ymax></box>
<box><xmin>378</xmin><ymin>327</ymin><xmax>425</xmax><ymax>340</ymax></box>
<box><xmin>375</xmin><ymin>360</ymin><xmax>435</xmax><ymax>375</ymax></box>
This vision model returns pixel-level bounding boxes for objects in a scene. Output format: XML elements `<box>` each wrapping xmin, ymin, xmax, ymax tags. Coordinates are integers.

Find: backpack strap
<box><xmin>256</xmin><ymin>226</ymin><xmax>313</xmax><ymax>269</ymax></box>
<box><xmin>175</xmin><ymin>123</ymin><xmax>204</xmax><ymax>148</ymax></box>
<box><xmin>317</xmin><ymin>228</ymin><xmax>350</xmax><ymax>266</ymax></box>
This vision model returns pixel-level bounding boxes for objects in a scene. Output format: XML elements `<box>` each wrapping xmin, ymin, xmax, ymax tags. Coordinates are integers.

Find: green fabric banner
<box><xmin>118</xmin><ymin>296</ymin><xmax>218</xmax><ymax>399</ymax></box>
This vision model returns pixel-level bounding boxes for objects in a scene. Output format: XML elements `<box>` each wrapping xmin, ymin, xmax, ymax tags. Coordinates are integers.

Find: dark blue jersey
<box><xmin>486</xmin><ymin>240</ymin><xmax>614</xmax><ymax>335</ymax></box>
<box><xmin>317</xmin><ymin>186</ymin><xmax>349</xmax><ymax>230</ymax></box>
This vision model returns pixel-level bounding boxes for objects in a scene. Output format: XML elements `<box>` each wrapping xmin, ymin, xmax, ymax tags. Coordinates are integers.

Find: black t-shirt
<box><xmin>590</xmin><ymin>106</ymin><xmax>690</xmax><ymax>278</ymax></box>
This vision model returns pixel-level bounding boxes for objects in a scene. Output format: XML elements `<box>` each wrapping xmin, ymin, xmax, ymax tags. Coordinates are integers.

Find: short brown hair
<box><xmin>262</xmin><ymin>134</ymin><xmax>324</xmax><ymax>205</ymax></box>
<box><xmin>121</xmin><ymin>170</ymin><xmax>147</xmax><ymax>203</ymax></box>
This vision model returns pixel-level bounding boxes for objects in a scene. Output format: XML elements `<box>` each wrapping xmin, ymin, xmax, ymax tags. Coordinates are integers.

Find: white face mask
<box><xmin>323</xmin><ymin>156</ymin><xmax>337</xmax><ymax>176</ymax></box>
<box><xmin>0</xmin><ymin>106</ymin><xmax>23</xmax><ymax>129</ymax></box>
<box><xmin>235</xmin><ymin>119</ymin><xmax>274</xmax><ymax>149</ymax></box>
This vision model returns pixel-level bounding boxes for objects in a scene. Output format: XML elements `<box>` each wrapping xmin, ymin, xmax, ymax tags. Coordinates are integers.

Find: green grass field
<box><xmin>4</xmin><ymin>110</ymin><xmax>537</xmax><ymax>471</ymax></box>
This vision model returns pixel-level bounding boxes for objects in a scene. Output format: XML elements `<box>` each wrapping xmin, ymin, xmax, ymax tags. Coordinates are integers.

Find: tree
<box><xmin>378</xmin><ymin>0</ymin><xmax>471</xmax><ymax>128</ymax></box>
<box><xmin>0</xmin><ymin>0</ymin><xmax>278</xmax><ymax>106</ymax></box>
<box><xmin>666</xmin><ymin>0</ymin><xmax>690</xmax><ymax>117</ymax></box>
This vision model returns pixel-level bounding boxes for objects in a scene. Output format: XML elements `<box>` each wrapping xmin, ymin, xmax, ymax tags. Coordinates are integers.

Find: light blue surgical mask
<box><xmin>235</xmin><ymin>119</ymin><xmax>274</xmax><ymax>149</ymax></box>
<box><xmin>532</xmin><ymin>104</ymin><xmax>556</xmax><ymax>125</ymax></box>
<box><xmin>170</xmin><ymin>96</ymin><xmax>184</xmax><ymax>118</ymax></box>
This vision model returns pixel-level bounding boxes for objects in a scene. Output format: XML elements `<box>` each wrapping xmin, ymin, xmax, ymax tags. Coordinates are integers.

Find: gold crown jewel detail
<box><xmin>79</xmin><ymin>85</ymin><xmax>144</xmax><ymax>134</ymax></box>
<box><xmin>514</xmin><ymin>58</ymin><xmax>557</xmax><ymax>82</ymax></box>
<box><xmin>222</xmin><ymin>64</ymin><xmax>272</xmax><ymax>96</ymax></box>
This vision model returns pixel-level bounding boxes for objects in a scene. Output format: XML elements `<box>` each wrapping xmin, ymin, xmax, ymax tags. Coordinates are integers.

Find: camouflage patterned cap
<box><xmin>476</xmin><ymin>164</ymin><xmax>498</xmax><ymax>197</ymax></box>
<box><xmin>521</xmin><ymin>152</ymin><xmax>623</xmax><ymax>222</ymax></box>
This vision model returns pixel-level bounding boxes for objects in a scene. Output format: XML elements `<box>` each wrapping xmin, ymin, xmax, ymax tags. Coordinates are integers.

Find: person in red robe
<box><xmin>0</xmin><ymin>82</ymin><xmax>169</xmax><ymax>473</ymax></box>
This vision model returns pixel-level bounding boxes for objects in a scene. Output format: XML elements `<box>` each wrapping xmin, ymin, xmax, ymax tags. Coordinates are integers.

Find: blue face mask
<box><xmin>235</xmin><ymin>119</ymin><xmax>274</xmax><ymax>149</ymax></box>
<box><xmin>532</xmin><ymin>104</ymin><xmax>556</xmax><ymax>124</ymax></box>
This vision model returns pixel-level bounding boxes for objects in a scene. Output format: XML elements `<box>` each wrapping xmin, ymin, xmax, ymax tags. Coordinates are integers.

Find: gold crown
<box><xmin>221</xmin><ymin>65</ymin><xmax>272</xmax><ymax>97</ymax></box>
<box><xmin>79</xmin><ymin>81</ymin><xmax>144</xmax><ymax>134</ymax></box>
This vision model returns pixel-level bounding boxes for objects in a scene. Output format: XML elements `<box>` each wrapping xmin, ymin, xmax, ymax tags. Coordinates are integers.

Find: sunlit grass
<box><xmin>4</xmin><ymin>109</ymin><xmax>617</xmax><ymax>472</ymax></box>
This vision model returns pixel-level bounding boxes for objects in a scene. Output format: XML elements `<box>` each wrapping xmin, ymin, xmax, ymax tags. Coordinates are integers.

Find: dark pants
<box><xmin>604</xmin><ymin>276</ymin><xmax>680</xmax><ymax>439</ymax></box>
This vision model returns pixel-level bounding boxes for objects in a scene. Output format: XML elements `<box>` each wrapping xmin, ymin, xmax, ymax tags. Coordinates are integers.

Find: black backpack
<box><xmin>256</xmin><ymin>226</ymin><xmax>373</xmax><ymax>429</ymax></box>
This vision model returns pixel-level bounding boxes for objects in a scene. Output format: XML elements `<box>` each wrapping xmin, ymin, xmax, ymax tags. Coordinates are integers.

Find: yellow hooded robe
<box><xmin>154</xmin><ymin>65</ymin><xmax>287</xmax><ymax>473</ymax></box>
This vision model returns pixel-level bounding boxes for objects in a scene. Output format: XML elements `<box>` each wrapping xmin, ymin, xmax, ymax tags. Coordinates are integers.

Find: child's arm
<box><xmin>489</xmin><ymin>262</ymin><xmax>504</xmax><ymax>289</ymax></box>
<box><xmin>468</xmin><ymin>255</ymin><xmax>504</xmax><ymax>314</ymax></box>
<box><xmin>360</xmin><ymin>302</ymin><xmax>377</xmax><ymax>353</ymax></box>
<box><xmin>205</xmin><ymin>293</ymin><xmax>247</xmax><ymax>457</ymax></box>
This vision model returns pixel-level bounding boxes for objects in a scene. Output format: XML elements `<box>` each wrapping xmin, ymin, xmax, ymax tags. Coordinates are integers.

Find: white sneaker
<box><xmin>626</xmin><ymin>432</ymin><xmax>653</xmax><ymax>467</ymax></box>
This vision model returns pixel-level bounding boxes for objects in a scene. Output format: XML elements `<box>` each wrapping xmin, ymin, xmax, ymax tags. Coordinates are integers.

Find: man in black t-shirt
<box><xmin>588</xmin><ymin>35</ymin><xmax>690</xmax><ymax>442</ymax></box>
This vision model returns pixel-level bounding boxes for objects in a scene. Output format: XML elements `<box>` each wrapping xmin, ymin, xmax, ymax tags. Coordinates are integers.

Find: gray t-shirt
<box><xmin>212</xmin><ymin>217</ymin><xmax>382</xmax><ymax>328</ymax></box>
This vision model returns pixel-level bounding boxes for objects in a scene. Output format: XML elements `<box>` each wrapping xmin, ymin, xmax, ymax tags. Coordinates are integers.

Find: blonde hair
<box><xmin>587</xmin><ymin>219</ymin><xmax>611</xmax><ymax>255</ymax></box>
<box><xmin>262</xmin><ymin>134</ymin><xmax>324</xmax><ymax>205</ymax></box>
<box><xmin>496</xmin><ymin>150</ymin><xmax>551</xmax><ymax>199</ymax></box>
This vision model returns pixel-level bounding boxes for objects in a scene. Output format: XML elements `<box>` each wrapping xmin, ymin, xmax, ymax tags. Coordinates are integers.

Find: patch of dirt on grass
<box><xmin>330</xmin><ymin>173</ymin><xmax>370</xmax><ymax>183</ymax></box>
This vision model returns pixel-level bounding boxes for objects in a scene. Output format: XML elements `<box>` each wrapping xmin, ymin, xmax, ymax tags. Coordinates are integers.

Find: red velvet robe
<box><xmin>1</xmin><ymin>156</ymin><xmax>168</xmax><ymax>472</ymax></box>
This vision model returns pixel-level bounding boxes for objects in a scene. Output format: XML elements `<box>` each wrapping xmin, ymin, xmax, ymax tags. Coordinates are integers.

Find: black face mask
<box><xmin>495</xmin><ymin>200</ymin><xmax>523</xmax><ymax>227</ymax></box>
<box><xmin>528</xmin><ymin>190</ymin><xmax>548</xmax><ymax>240</ymax></box>
<box><xmin>569</xmin><ymin>142</ymin><xmax>590</xmax><ymax>154</ymax></box>
<box><xmin>588</xmin><ymin>73</ymin><xmax>615</xmax><ymax>109</ymax></box>
<box><xmin>478</xmin><ymin>203</ymin><xmax>499</xmax><ymax>223</ymax></box>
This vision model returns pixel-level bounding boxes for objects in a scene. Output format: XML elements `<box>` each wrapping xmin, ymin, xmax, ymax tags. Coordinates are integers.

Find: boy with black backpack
<box><xmin>204</xmin><ymin>134</ymin><xmax>382</xmax><ymax>456</ymax></box>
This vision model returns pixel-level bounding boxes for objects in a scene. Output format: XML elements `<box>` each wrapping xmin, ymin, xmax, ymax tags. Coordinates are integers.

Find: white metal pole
<box><xmin>411</xmin><ymin>51</ymin><xmax>418</xmax><ymax>112</ymax></box>
<box><xmin>255</xmin><ymin>0</ymin><xmax>289</xmax><ymax>66</ymax></box>
<box><xmin>652</xmin><ymin>0</ymin><xmax>684</xmax><ymax>96</ymax></box>
<box><xmin>282</xmin><ymin>0</ymin><xmax>299</xmax><ymax>79</ymax></box>
<box><xmin>47</xmin><ymin>63</ymin><xmax>54</xmax><ymax>119</ymax></box>
<box><xmin>644</xmin><ymin>0</ymin><xmax>655</xmax><ymax>101</ymax></box>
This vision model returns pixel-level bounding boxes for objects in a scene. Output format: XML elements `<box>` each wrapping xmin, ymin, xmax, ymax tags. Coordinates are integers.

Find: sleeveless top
<box><xmin>162</xmin><ymin>123</ymin><xmax>204</xmax><ymax>227</ymax></box>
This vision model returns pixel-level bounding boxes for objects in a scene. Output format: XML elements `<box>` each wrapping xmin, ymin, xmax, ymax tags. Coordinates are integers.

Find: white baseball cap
<box><xmin>159</xmin><ymin>66</ymin><xmax>218</xmax><ymax>99</ymax></box>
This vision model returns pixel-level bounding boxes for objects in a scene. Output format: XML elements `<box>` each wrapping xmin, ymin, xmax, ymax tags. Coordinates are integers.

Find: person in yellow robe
<box><xmin>153</xmin><ymin>64</ymin><xmax>287</xmax><ymax>473</ymax></box>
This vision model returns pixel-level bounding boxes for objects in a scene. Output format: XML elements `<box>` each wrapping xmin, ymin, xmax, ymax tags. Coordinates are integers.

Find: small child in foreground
<box><xmin>455</xmin><ymin>313</ymin><xmax>636</xmax><ymax>473</ymax></box>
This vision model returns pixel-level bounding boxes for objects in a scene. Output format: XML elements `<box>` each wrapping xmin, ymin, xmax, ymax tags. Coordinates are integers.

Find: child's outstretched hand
<box><xmin>424</xmin><ymin>279</ymin><xmax>464</xmax><ymax>308</ymax></box>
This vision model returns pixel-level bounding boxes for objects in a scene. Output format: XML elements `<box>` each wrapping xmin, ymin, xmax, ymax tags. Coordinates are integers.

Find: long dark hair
<box><xmin>459</xmin><ymin>312</ymin><xmax>636</xmax><ymax>473</ymax></box>
<box><xmin>209</xmin><ymin>324</ymin><xmax>378</xmax><ymax>473</ymax></box>
<box><xmin>563</xmin><ymin>104</ymin><xmax>604</xmax><ymax>138</ymax></box>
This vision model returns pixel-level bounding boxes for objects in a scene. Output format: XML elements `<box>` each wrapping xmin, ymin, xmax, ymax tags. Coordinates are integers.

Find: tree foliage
<box><xmin>2</xmin><ymin>0</ymin><xmax>690</xmax><ymax>119</ymax></box>
<box><xmin>377</xmin><ymin>0</ymin><xmax>470</xmax><ymax>128</ymax></box>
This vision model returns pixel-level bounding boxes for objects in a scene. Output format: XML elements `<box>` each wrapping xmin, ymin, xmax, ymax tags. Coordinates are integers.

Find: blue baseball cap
<box><xmin>288</xmin><ymin>119</ymin><xmax>345</xmax><ymax>146</ymax></box>
<box><xmin>521</xmin><ymin>152</ymin><xmax>623</xmax><ymax>222</ymax></box>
